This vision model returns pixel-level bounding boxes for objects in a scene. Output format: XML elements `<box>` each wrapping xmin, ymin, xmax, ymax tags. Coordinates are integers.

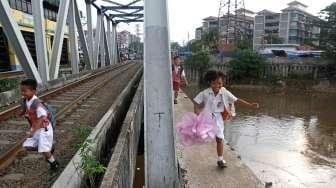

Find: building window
<box><xmin>27</xmin><ymin>1</ymin><xmax>32</xmax><ymax>14</ymax></box>
<box><xmin>265</xmin><ymin>22</ymin><xmax>279</xmax><ymax>27</ymax></box>
<box><xmin>255</xmin><ymin>16</ymin><xmax>264</xmax><ymax>23</ymax></box>
<box><xmin>289</xmin><ymin>29</ymin><xmax>298</xmax><ymax>36</ymax></box>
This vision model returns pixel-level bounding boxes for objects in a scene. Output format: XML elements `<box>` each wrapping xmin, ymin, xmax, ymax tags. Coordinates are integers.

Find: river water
<box><xmin>184</xmin><ymin>85</ymin><xmax>336</xmax><ymax>188</ymax></box>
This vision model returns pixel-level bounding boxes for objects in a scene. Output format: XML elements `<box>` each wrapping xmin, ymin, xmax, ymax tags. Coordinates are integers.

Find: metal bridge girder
<box><xmin>0</xmin><ymin>0</ymin><xmax>42</xmax><ymax>84</ymax></box>
<box><xmin>102</xmin><ymin>6</ymin><xmax>144</xmax><ymax>10</ymax></box>
<box><xmin>32</xmin><ymin>0</ymin><xmax>50</xmax><ymax>84</ymax></box>
<box><xmin>93</xmin><ymin>11</ymin><xmax>103</xmax><ymax>69</ymax></box>
<box><xmin>74</xmin><ymin>0</ymin><xmax>92</xmax><ymax>70</ymax></box>
<box><xmin>49</xmin><ymin>0</ymin><xmax>71</xmax><ymax>79</ymax></box>
<box><xmin>69</xmin><ymin>0</ymin><xmax>80</xmax><ymax>74</ymax></box>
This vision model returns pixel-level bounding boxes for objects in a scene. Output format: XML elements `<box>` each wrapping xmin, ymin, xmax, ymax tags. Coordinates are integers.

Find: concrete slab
<box><xmin>175</xmin><ymin>92</ymin><xmax>263</xmax><ymax>188</ymax></box>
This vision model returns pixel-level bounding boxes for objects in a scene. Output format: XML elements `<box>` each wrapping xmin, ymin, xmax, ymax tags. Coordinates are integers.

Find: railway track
<box><xmin>0</xmin><ymin>62</ymin><xmax>139</xmax><ymax>173</ymax></box>
<box><xmin>0</xmin><ymin>71</ymin><xmax>25</xmax><ymax>79</ymax></box>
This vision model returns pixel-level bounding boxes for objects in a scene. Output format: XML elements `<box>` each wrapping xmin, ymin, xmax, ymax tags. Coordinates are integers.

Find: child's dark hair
<box><xmin>21</xmin><ymin>79</ymin><xmax>37</xmax><ymax>90</ymax></box>
<box><xmin>173</xmin><ymin>56</ymin><xmax>181</xmax><ymax>61</ymax></box>
<box><xmin>204</xmin><ymin>70</ymin><xmax>226</xmax><ymax>83</ymax></box>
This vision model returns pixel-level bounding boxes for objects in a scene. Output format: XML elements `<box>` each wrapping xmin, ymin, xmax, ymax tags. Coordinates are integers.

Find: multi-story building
<box><xmin>195</xmin><ymin>27</ymin><xmax>203</xmax><ymax>40</ymax></box>
<box><xmin>253</xmin><ymin>1</ymin><xmax>320</xmax><ymax>50</ymax></box>
<box><xmin>117</xmin><ymin>30</ymin><xmax>140</xmax><ymax>49</ymax></box>
<box><xmin>0</xmin><ymin>0</ymin><xmax>70</xmax><ymax>72</ymax></box>
<box><xmin>196</xmin><ymin>8</ymin><xmax>255</xmax><ymax>44</ymax></box>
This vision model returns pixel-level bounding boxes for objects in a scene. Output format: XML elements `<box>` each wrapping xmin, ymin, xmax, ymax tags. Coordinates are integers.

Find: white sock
<box><xmin>48</xmin><ymin>156</ymin><xmax>55</xmax><ymax>163</ymax></box>
<box><xmin>218</xmin><ymin>156</ymin><xmax>224</xmax><ymax>161</ymax></box>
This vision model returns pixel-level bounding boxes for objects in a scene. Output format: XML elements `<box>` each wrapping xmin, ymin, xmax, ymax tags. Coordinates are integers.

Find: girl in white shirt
<box><xmin>193</xmin><ymin>70</ymin><xmax>259</xmax><ymax>168</ymax></box>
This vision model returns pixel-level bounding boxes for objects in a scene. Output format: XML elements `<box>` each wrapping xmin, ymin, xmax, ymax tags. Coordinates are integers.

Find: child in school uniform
<box><xmin>19</xmin><ymin>79</ymin><xmax>59</xmax><ymax>171</ymax></box>
<box><xmin>193</xmin><ymin>70</ymin><xmax>259</xmax><ymax>168</ymax></box>
<box><xmin>172</xmin><ymin>56</ymin><xmax>188</xmax><ymax>104</ymax></box>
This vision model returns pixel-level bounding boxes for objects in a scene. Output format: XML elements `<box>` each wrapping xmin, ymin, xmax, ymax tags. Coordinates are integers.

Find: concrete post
<box><xmin>32</xmin><ymin>0</ymin><xmax>49</xmax><ymax>83</ymax></box>
<box><xmin>144</xmin><ymin>0</ymin><xmax>179</xmax><ymax>187</ymax></box>
<box><xmin>69</xmin><ymin>0</ymin><xmax>79</xmax><ymax>74</ymax></box>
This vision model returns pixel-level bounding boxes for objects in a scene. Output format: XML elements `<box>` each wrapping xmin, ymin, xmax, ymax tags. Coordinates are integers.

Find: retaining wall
<box><xmin>51</xmin><ymin>68</ymin><xmax>143</xmax><ymax>188</ymax></box>
<box><xmin>100</xmin><ymin>78</ymin><xmax>143</xmax><ymax>188</ymax></box>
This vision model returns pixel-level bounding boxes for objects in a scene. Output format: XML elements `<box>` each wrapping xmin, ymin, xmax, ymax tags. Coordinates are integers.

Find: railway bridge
<box><xmin>0</xmin><ymin>0</ymin><xmax>178</xmax><ymax>187</ymax></box>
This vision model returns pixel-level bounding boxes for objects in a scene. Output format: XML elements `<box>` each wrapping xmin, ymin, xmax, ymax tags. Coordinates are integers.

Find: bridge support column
<box><xmin>0</xmin><ymin>0</ymin><xmax>42</xmax><ymax>85</ymax></box>
<box><xmin>32</xmin><ymin>0</ymin><xmax>49</xmax><ymax>84</ymax></box>
<box><xmin>144</xmin><ymin>0</ymin><xmax>179</xmax><ymax>187</ymax></box>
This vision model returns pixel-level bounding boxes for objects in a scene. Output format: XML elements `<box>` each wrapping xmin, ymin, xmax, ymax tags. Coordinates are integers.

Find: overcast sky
<box><xmin>78</xmin><ymin>0</ymin><xmax>334</xmax><ymax>44</ymax></box>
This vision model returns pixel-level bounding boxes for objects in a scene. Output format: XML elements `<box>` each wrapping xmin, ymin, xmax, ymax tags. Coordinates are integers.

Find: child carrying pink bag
<box><xmin>177</xmin><ymin>110</ymin><xmax>217</xmax><ymax>146</ymax></box>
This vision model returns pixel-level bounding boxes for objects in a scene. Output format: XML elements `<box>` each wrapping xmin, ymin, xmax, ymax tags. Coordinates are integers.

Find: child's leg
<box><xmin>38</xmin><ymin>125</ymin><xmax>59</xmax><ymax>169</ymax></box>
<box><xmin>216</xmin><ymin>137</ymin><xmax>224</xmax><ymax>157</ymax></box>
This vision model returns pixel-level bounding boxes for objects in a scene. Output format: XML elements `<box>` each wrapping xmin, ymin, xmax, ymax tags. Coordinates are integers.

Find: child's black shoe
<box><xmin>49</xmin><ymin>160</ymin><xmax>60</xmax><ymax>171</ymax></box>
<box><xmin>217</xmin><ymin>160</ymin><xmax>227</xmax><ymax>169</ymax></box>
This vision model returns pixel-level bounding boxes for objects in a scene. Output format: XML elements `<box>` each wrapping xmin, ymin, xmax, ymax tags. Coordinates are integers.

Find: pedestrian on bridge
<box><xmin>172</xmin><ymin>56</ymin><xmax>188</xmax><ymax>104</ymax></box>
<box><xmin>193</xmin><ymin>70</ymin><xmax>259</xmax><ymax>169</ymax></box>
<box><xmin>19</xmin><ymin>79</ymin><xmax>59</xmax><ymax>171</ymax></box>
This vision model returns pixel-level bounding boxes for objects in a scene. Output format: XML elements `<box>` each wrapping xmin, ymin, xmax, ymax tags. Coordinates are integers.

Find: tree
<box><xmin>201</xmin><ymin>29</ymin><xmax>219</xmax><ymax>54</ymax></box>
<box><xmin>171</xmin><ymin>42</ymin><xmax>181</xmax><ymax>51</ymax></box>
<box><xmin>229</xmin><ymin>49</ymin><xmax>268</xmax><ymax>82</ymax></box>
<box><xmin>319</xmin><ymin>3</ymin><xmax>336</xmax><ymax>60</ymax></box>
<box><xmin>264</xmin><ymin>33</ymin><xmax>284</xmax><ymax>44</ymax></box>
<box><xmin>129</xmin><ymin>41</ymin><xmax>143</xmax><ymax>54</ymax></box>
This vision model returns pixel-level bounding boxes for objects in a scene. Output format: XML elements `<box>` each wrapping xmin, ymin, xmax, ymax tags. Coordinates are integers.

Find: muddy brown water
<box><xmin>183</xmin><ymin>85</ymin><xmax>336</xmax><ymax>188</ymax></box>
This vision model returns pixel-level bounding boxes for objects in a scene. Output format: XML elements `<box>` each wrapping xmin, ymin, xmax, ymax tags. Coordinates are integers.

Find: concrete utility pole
<box><xmin>144</xmin><ymin>0</ymin><xmax>179</xmax><ymax>187</ymax></box>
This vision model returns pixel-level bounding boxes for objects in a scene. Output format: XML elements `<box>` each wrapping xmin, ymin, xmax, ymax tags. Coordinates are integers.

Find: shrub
<box><xmin>0</xmin><ymin>78</ymin><xmax>20</xmax><ymax>93</ymax></box>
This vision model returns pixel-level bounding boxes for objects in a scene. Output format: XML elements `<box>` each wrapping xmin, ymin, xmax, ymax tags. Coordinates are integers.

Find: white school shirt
<box><xmin>26</xmin><ymin>95</ymin><xmax>48</xmax><ymax>119</ymax></box>
<box><xmin>194</xmin><ymin>87</ymin><xmax>238</xmax><ymax>114</ymax></box>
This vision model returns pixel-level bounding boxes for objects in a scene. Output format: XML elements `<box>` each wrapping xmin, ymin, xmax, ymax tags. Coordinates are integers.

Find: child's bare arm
<box><xmin>193</xmin><ymin>101</ymin><xmax>204</xmax><ymax>115</ymax></box>
<box><xmin>237</xmin><ymin>98</ymin><xmax>259</xmax><ymax>109</ymax></box>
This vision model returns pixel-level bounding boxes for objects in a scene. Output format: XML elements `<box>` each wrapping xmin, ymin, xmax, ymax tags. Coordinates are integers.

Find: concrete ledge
<box><xmin>175</xmin><ymin>91</ymin><xmax>263</xmax><ymax>188</ymax></box>
<box><xmin>100</xmin><ymin>78</ymin><xmax>143</xmax><ymax>188</ymax></box>
<box><xmin>51</xmin><ymin>68</ymin><xmax>143</xmax><ymax>188</ymax></box>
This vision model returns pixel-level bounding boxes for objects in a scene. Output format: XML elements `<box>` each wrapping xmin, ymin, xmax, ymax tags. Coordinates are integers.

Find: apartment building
<box><xmin>253</xmin><ymin>1</ymin><xmax>320</xmax><ymax>50</ymax></box>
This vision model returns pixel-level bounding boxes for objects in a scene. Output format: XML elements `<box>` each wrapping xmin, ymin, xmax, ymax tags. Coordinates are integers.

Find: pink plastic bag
<box><xmin>177</xmin><ymin>111</ymin><xmax>217</xmax><ymax>146</ymax></box>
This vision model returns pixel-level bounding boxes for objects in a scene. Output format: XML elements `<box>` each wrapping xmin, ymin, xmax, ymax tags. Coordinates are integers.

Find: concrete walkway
<box><xmin>175</xmin><ymin>91</ymin><xmax>263</xmax><ymax>188</ymax></box>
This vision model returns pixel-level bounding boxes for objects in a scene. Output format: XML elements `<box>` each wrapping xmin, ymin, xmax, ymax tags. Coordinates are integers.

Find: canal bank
<box><xmin>174</xmin><ymin>91</ymin><xmax>263</xmax><ymax>188</ymax></box>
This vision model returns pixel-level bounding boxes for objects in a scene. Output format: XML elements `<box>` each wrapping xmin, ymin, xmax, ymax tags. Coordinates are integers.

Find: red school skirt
<box><xmin>173</xmin><ymin>81</ymin><xmax>180</xmax><ymax>91</ymax></box>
